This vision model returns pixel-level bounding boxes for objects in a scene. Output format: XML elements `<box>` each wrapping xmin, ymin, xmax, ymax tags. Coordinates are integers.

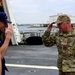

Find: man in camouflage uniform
<box><xmin>42</xmin><ymin>14</ymin><xmax>75</xmax><ymax>75</ymax></box>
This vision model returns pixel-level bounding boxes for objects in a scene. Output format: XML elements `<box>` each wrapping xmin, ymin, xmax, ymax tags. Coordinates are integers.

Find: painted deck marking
<box><xmin>6</xmin><ymin>64</ymin><xmax>58</xmax><ymax>70</ymax></box>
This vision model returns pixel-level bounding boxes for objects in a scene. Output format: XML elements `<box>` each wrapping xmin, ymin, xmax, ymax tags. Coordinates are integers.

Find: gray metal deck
<box><xmin>5</xmin><ymin>45</ymin><xmax>59</xmax><ymax>75</ymax></box>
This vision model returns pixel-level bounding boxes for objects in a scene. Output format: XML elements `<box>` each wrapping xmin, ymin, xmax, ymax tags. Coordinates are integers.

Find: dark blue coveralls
<box><xmin>0</xmin><ymin>30</ymin><xmax>8</xmax><ymax>75</ymax></box>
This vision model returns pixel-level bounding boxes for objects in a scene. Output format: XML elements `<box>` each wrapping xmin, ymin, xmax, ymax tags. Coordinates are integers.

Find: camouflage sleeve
<box><xmin>42</xmin><ymin>31</ymin><xmax>56</xmax><ymax>47</ymax></box>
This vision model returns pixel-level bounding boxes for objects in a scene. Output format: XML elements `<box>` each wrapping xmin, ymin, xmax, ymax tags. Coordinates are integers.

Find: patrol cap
<box><xmin>0</xmin><ymin>12</ymin><xmax>12</xmax><ymax>24</ymax></box>
<box><xmin>55</xmin><ymin>14</ymin><xmax>71</xmax><ymax>24</ymax></box>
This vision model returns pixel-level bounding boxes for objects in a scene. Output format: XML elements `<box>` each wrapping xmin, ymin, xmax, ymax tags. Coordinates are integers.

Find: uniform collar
<box><xmin>58</xmin><ymin>27</ymin><xmax>75</xmax><ymax>37</ymax></box>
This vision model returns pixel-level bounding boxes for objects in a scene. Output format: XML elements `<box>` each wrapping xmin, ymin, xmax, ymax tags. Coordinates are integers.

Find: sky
<box><xmin>8</xmin><ymin>0</ymin><xmax>75</xmax><ymax>24</ymax></box>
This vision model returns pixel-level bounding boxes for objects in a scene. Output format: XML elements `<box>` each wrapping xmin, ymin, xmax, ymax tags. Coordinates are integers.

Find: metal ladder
<box><xmin>1</xmin><ymin>0</ymin><xmax>22</xmax><ymax>45</ymax></box>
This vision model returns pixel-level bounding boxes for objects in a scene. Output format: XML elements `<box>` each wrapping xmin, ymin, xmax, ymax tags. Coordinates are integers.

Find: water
<box><xmin>18</xmin><ymin>25</ymin><xmax>46</xmax><ymax>32</ymax></box>
<box><xmin>17</xmin><ymin>25</ymin><xmax>58</xmax><ymax>38</ymax></box>
<box><xmin>18</xmin><ymin>25</ymin><xmax>58</xmax><ymax>32</ymax></box>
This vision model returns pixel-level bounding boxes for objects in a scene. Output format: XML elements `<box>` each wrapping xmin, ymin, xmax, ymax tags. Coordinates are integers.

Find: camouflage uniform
<box><xmin>42</xmin><ymin>27</ymin><xmax>75</xmax><ymax>75</ymax></box>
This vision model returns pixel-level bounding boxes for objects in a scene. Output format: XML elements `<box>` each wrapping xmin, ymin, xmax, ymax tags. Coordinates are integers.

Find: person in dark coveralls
<box><xmin>0</xmin><ymin>12</ymin><xmax>12</xmax><ymax>75</ymax></box>
<box><xmin>42</xmin><ymin>14</ymin><xmax>75</xmax><ymax>75</ymax></box>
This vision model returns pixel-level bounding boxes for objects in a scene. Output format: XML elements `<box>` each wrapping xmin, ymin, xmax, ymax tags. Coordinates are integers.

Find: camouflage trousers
<box><xmin>59</xmin><ymin>70</ymin><xmax>75</xmax><ymax>75</ymax></box>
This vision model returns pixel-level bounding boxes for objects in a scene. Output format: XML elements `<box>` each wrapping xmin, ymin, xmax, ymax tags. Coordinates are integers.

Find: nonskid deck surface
<box><xmin>5</xmin><ymin>45</ymin><xmax>59</xmax><ymax>75</ymax></box>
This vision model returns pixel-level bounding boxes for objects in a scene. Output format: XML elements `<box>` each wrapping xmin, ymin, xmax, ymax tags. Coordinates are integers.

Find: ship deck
<box><xmin>5</xmin><ymin>45</ymin><xmax>59</xmax><ymax>75</ymax></box>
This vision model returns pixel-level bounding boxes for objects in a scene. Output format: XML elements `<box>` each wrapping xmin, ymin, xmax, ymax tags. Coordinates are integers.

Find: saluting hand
<box><xmin>5</xmin><ymin>24</ymin><xmax>13</xmax><ymax>40</ymax></box>
<box><xmin>46</xmin><ymin>22</ymin><xmax>55</xmax><ymax>32</ymax></box>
